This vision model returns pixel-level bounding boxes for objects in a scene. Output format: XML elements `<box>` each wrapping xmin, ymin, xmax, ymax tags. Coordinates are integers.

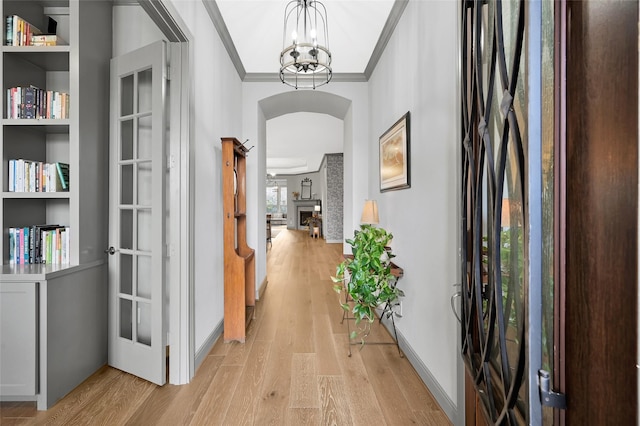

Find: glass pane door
<box><xmin>108</xmin><ymin>41</ymin><xmax>166</xmax><ymax>385</ymax></box>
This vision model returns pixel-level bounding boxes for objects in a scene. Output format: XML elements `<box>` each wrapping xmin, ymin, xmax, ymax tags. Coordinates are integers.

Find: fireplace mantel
<box><xmin>292</xmin><ymin>199</ymin><xmax>321</xmax><ymax>206</ymax></box>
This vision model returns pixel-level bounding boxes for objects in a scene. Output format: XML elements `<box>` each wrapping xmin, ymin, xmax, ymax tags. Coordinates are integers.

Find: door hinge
<box><xmin>538</xmin><ymin>369</ymin><xmax>567</xmax><ymax>409</ymax></box>
<box><xmin>166</xmin><ymin>64</ymin><xmax>171</xmax><ymax>81</ymax></box>
<box><xmin>167</xmin><ymin>155</ymin><xmax>175</xmax><ymax>170</ymax></box>
<box><xmin>165</xmin><ymin>244</ymin><xmax>172</xmax><ymax>258</ymax></box>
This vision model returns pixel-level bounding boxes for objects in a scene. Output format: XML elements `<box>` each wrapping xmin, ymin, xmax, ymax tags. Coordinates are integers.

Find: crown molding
<box><xmin>202</xmin><ymin>0</ymin><xmax>246</xmax><ymax>79</ymax></box>
<box><xmin>268</xmin><ymin>153</ymin><xmax>343</xmax><ymax>177</ymax></box>
<box><xmin>364</xmin><ymin>0</ymin><xmax>409</xmax><ymax>79</ymax></box>
<box><xmin>243</xmin><ymin>72</ymin><xmax>367</xmax><ymax>83</ymax></box>
<box><xmin>138</xmin><ymin>0</ymin><xmax>188</xmax><ymax>42</ymax></box>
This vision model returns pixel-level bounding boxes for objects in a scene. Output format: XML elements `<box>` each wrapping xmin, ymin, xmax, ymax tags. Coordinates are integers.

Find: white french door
<box><xmin>108</xmin><ymin>41</ymin><xmax>167</xmax><ymax>385</ymax></box>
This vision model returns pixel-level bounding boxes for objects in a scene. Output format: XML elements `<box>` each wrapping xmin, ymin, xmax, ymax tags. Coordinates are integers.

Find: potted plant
<box><xmin>303</xmin><ymin>215</ymin><xmax>322</xmax><ymax>238</ymax></box>
<box><xmin>292</xmin><ymin>191</ymin><xmax>300</xmax><ymax>200</ymax></box>
<box><xmin>332</xmin><ymin>224</ymin><xmax>404</xmax><ymax>343</ymax></box>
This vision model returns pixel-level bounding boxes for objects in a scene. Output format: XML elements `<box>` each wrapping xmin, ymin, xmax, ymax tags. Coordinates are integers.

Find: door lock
<box><xmin>105</xmin><ymin>246</ymin><xmax>116</xmax><ymax>255</ymax></box>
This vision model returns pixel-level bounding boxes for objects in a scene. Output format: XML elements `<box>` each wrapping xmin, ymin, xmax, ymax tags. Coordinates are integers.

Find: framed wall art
<box><xmin>379</xmin><ymin>111</ymin><xmax>410</xmax><ymax>192</ymax></box>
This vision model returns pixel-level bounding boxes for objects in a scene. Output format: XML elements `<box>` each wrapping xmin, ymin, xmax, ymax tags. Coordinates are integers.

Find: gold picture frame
<box><xmin>379</xmin><ymin>112</ymin><xmax>410</xmax><ymax>192</ymax></box>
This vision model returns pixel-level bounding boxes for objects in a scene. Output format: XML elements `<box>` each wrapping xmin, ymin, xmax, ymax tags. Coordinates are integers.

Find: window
<box><xmin>266</xmin><ymin>180</ymin><xmax>287</xmax><ymax>215</ymax></box>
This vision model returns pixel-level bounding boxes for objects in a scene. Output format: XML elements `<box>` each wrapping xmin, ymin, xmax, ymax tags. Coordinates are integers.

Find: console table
<box><xmin>340</xmin><ymin>255</ymin><xmax>404</xmax><ymax>357</ymax></box>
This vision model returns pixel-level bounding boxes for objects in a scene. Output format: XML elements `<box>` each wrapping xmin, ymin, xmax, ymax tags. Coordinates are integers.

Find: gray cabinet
<box><xmin>0</xmin><ymin>281</ymin><xmax>37</xmax><ymax>396</ymax></box>
<box><xmin>0</xmin><ymin>265</ymin><xmax>108</xmax><ymax>409</ymax></box>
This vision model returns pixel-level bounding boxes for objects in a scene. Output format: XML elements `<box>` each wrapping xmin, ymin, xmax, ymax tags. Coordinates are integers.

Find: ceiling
<box><xmin>214</xmin><ymin>0</ymin><xmax>398</xmax><ymax>76</ymax></box>
<box><xmin>203</xmin><ymin>0</ymin><xmax>406</xmax><ymax>175</ymax></box>
<box><xmin>266</xmin><ymin>112</ymin><xmax>344</xmax><ymax>175</ymax></box>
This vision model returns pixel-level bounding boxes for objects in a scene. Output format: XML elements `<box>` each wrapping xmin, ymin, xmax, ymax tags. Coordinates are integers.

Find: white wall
<box><xmin>112</xmin><ymin>6</ymin><xmax>165</xmax><ymax>57</ymax></box>
<box><xmin>165</xmin><ymin>0</ymin><xmax>243</xmax><ymax>354</ymax></box>
<box><xmin>367</xmin><ymin>0</ymin><xmax>460</xmax><ymax>415</ymax></box>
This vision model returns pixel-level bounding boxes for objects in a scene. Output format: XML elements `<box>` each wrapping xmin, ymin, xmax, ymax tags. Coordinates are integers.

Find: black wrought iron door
<box><xmin>460</xmin><ymin>0</ymin><xmax>529</xmax><ymax>423</ymax></box>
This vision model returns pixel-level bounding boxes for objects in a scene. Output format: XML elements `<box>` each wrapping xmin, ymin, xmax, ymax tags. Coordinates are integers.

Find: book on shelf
<box><xmin>8</xmin><ymin>225</ymin><xmax>69</xmax><ymax>265</ymax></box>
<box><xmin>6</xmin><ymin>86</ymin><xmax>69</xmax><ymax>119</ymax></box>
<box><xmin>56</xmin><ymin>162</ymin><xmax>69</xmax><ymax>190</ymax></box>
<box><xmin>31</xmin><ymin>34</ymin><xmax>66</xmax><ymax>46</ymax></box>
<box><xmin>4</xmin><ymin>14</ymin><xmax>42</xmax><ymax>46</ymax></box>
<box><xmin>4</xmin><ymin>15</ymin><xmax>63</xmax><ymax>46</ymax></box>
<box><xmin>8</xmin><ymin>159</ymin><xmax>14</xmax><ymax>192</ymax></box>
<box><xmin>8</xmin><ymin>159</ymin><xmax>69</xmax><ymax>192</ymax></box>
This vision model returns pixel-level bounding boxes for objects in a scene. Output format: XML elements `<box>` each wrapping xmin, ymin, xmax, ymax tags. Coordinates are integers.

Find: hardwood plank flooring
<box><xmin>1</xmin><ymin>229</ymin><xmax>451</xmax><ymax>425</ymax></box>
<box><xmin>289</xmin><ymin>354</ymin><xmax>319</xmax><ymax>409</ymax></box>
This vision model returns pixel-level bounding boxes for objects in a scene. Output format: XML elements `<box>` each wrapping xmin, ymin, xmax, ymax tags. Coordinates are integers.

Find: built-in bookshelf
<box><xmin>2</xmin><ymin>0</ymin><xmax>72</xmax><ymax>268</ymax></box>
<box><xmin>0</xmin><ymin>0</ymin><xmax>112</xmax><ymax>409</ymax></box>
<box><xmin>1</xmin><ymin>0</ymin><xmax>110</xmax><ymax>269</ymax></box>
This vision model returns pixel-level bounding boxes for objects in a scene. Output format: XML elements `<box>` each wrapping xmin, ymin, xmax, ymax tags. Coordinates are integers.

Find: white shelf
<box><xmin>3</xmin><ymin>46</ymin><xmax>70</xmax><ymax>53</ymax></box>
<box><xmin>2</xmin><ymin>118</ymin><xmax>70</xmax><ymax>126</ymax></box>
<box><xmin>3</xmin><ymin>191</ymin><xmax>70</xmax><ymax>199</ymax></box>
<box><xmin>0</xmin><ymin>260</ymin><xmax>103</xmax><ymax>281</ymax></box>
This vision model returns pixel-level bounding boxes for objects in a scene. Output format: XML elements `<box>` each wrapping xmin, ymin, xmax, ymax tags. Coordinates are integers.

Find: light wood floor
<box><xmin>1</xmin><ymin>229</ymin><xmax>451</xmax><ymax>425</ymax></box>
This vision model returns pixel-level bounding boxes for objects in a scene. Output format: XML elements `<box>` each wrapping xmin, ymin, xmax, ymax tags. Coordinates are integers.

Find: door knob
<box><xmin>105</xmin><ymin>246</ymin><xmax>116</xmax><ymax>255</ymax></box>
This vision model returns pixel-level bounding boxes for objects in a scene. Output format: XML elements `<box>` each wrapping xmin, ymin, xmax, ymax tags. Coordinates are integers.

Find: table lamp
<box><xmin>360</xmin><ymin>200</ymin><xmax>379</xmax><ymax>225</ymax></box>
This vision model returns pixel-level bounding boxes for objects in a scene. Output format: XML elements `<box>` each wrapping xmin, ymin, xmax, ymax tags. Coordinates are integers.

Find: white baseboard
<box><xmin>325</xmin><ymin>239</ymin><xmax>342</xmax><ymax>244</ymax></box>
<box><xmin>380</xmin><ymin>317</ymin><xmax>460</xmax><ymax>424</ymax></box>
<box><xmin>258</xmin><ymin>277</ymin><xmax>268</xmax><ymax>300</ymax></box>
<box><xmin>194</xmin><ymin>320</ymin><xmax>223</xmax><ymax>372</ymax></box>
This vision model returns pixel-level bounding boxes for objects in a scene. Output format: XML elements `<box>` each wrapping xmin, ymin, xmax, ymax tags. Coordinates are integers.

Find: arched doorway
<box><xmin>252</xmin><ymin>90</ymin><xmax>355</xmax><ymax>294</ymax></box>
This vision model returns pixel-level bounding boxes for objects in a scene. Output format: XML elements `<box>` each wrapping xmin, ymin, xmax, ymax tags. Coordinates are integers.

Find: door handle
<box><xmin>104</xmin><ymin>246</ymin><xmax>116</xmax><ymax>255</ymax></box>
<box><xmin>450</xmin><ymin>283</ymin><xmax>462</xmax><ymax>323</ymax></box>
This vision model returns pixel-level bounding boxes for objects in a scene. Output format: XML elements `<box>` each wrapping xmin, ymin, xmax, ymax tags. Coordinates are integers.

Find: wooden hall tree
<box><xmin>221</xmin><ymin>137</ymin><xmax>255</xmax><ymax>342</ymax></box>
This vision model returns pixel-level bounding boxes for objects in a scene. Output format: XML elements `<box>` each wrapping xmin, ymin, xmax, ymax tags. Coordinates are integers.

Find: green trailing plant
<box><xmin>481</xmin><ymin>227</ymin><xmax>524</xmax><ymax>346</ymax></box>
<box><xmin>332</xmin><ymin>224</ymin><xmax>404</xmax><ymax>342</ymax></box>
<box><xmin>303</xmin><ymin>215</ymin><xmax>322</xmax><ymax>228</ymax></box>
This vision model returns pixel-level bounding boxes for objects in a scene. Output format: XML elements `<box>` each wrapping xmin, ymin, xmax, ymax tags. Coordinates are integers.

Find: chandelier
<box><xmin>280</xmin><ymin>0</ymin><xmax>332</xmax><ymax>89</ymax></box>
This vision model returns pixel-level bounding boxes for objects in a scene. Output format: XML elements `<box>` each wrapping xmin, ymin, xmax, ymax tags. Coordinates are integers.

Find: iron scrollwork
<box><xmin>460</xmin><ymin>0</ymin><xmax>528</xmax><ymax>423</ymax></box>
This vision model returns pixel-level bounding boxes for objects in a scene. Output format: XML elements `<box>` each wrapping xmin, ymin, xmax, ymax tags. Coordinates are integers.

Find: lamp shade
<box><xmin>360</xmin><ymin>200</ymin><xmax>379</xmax><ymax>224</ymax></box>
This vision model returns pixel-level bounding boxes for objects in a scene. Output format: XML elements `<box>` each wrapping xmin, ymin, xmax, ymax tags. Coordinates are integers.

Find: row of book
<box><xmin>6</xmin><ymin>86</ymin><xmax>70</xmax><ymax>120</ymax></box>
<box><xmin>8</xmin><ymin>225</ymin><xmax>70</xmax><ymax>265</ymax></box>
<box><xmin>5</xmin><ymin>15</ymin><xmax>66</xmax><ymax>47</ymax></box>
<box><xmin>8</xmin><ymin>160</ymin><xmax>69</xmax><ymax>192</ymax></box>
<box><xmin>5</xmin><ymin>14</ymin><xmax>41</xmax><ymax>47</ymax></box>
